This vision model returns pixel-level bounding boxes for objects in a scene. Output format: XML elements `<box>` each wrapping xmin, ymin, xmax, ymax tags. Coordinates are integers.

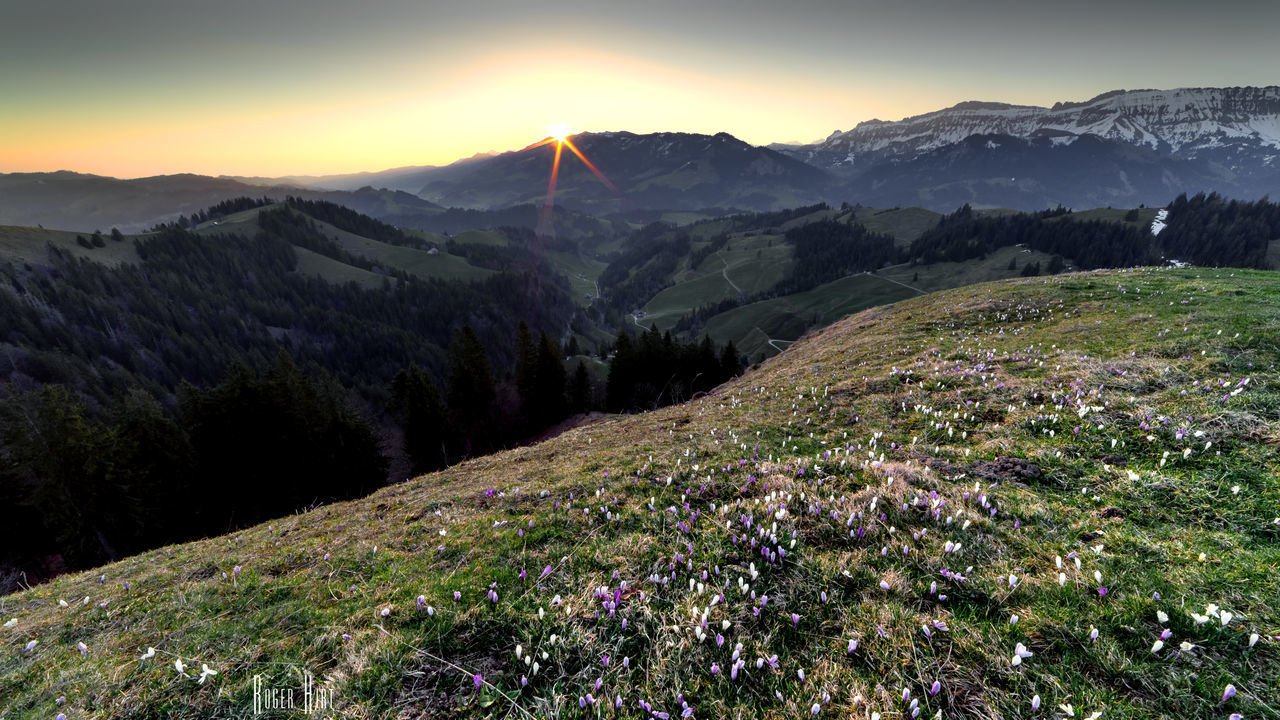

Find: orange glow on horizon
<box><xmin>0</xmin><ymin>42</ymin><xmax>898</xmax><ymax>178</ymax></box>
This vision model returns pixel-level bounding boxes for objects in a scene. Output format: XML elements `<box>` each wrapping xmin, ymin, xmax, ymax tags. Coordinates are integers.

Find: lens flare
<box><xmin>535</xmin><ymin>125</ymin><xmax>622</xmax><ymax>238</ymax></box>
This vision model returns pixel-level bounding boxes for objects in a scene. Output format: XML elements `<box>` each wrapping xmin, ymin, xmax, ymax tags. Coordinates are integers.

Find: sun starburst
<box><xmin>548</xmin><ymin>122</ymin><xmax>572</xmax><ymax>144</ymax></box>
<box><xmin>530</xmin><ymin>124</ymin><xmax>622</xmax><ymax>239</ymax></box>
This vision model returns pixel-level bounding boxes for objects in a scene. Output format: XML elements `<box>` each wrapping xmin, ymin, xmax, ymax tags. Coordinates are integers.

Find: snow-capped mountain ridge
<box><xmin>790</xmin><ymin>87</ymin><xmax>1280</xmax><ymax>172</ymax></box>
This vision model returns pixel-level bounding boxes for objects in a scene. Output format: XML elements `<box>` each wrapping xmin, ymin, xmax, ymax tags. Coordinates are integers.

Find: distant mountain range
<box><xmin>0</xmin><ymin>171</ymin><xmax>444</xmax><ymax>233</ymax></box>
<box><xmin>786</xmin><ymin>87</ymin><xmax>1280</xmax><ymax>171</ymax></box>
<box><xmin>776</xmin><ymin>86</ymin><xmax>1280</xmax><ymax>210</ymax></box>
<box><xmin>322</xmin><ymin>131</ymin><xmax>830</xmax><ymax>213</ymax></box>
<box><xmin>4</xmin><ymin>86</ymin><xmax>1279</xmax><ymax>231</ymax></box>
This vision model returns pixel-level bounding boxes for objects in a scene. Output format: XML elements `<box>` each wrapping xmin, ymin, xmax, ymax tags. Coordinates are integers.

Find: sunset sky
<box><xmin>3</xmin><ymin>0</ymin><xmax>1277</xmax><ymax>178</ymax></box>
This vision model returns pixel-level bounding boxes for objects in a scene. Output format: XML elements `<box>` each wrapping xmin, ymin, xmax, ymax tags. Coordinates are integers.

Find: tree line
<box><xmin>906</xmin><ymin>196</ymin><xmax>1280</xmax><ymax>270</ymax></box>
<box><xmin>0</xmin><ymin>354</ymin><xmax>385</xmax><ymax>590</ymax></box>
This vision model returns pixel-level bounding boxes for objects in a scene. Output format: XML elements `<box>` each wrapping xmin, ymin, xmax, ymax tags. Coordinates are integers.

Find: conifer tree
<box><xmin>534</xmin><ymin>331</ymin><xmax>567</xmax><ymax>426</ymax></box>
<box><xmin>446</xmin><ymin>326</ymin><xmax>497</xmax><ymax>457</ymax></box>
<box><xmin>390</xmin><ymin>364</ymin><xmax>450</xmax><ymax>474</ymax></box>
<box><xmin>570</xmin><ymin>360</ymin><xmax>592</xmax><ymax>413</ymax></box>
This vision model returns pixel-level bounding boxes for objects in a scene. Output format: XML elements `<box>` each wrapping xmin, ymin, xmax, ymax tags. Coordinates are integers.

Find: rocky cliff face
<box><xmin>786</xmin><ymin>87</ymin><xmax>1280</xmax><ymax>177</ymax></box>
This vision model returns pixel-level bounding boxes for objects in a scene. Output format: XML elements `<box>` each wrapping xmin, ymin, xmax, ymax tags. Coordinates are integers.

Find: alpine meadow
<box><xmin>2</xmin><ymin>1</ymin><xmax>1279</xmax><ymax>718</ymax></box>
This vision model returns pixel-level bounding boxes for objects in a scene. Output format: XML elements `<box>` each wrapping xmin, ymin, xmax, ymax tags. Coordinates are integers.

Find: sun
<box><xmin>548</xmin><ymin>122</ymin><xmax>572</xmax><ymax>144</ymax></box>
<box><xmin>527</xmin><ymin>122</ymin><xmax>620</xmax><ymax>240</ymax></box>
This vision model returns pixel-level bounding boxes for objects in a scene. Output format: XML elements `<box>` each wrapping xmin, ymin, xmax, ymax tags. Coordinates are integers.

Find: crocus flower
<box><xmin>1221</xmin><ymin>684</ymin><xmax>1236</xmax><ymax>702</ymax></box>
<box><xmin>473</xmin><ymin>674</ymin><xmax>484</xmax><ymax>691</ymax></box>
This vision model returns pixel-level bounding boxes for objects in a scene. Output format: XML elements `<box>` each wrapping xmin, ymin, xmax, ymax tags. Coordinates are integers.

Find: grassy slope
<box><xmin>704</xmin><ymin>274</ymin><xmax>919</xmax><ymax>360</ymax></box>
<box><xmin>706</xmin><ymin>247</ymin><xmax>1063</xmax><ymax>361</ymax></box>
<box><xmin>849</xmin><ymin>206</ymin><xmax>942</xmax><ymax>245</ymax></box>
<box><xmin>0</xmin><ymin>226</ymin><xmax>140</xmax><ymax>267</ymax></box>
<box><xmin>640</xmin><ymin>235</ymin><xmax>793</xmax><ymax>331</ymax></box>
<box><xmin>3</xmin><ymin>268</ymin><xmax>1279</xmax><ymax>720</ymax></box>
<box><xmin>194</xmin><ymin>205</ymin><xmax>496</xmax><ymax>285</ymax></box>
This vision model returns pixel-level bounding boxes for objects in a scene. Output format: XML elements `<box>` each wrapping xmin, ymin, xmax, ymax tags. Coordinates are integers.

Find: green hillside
<box><xmin>0</xmin><ymin>225</ymin><xmax>140</xmax><ymax>267</ymax></box>
<box><xmin>848</xmin><ymin>206</ymin><xmax>942</xmax><ymax>244</ymax></box>
<box><xmin>3</xmin><ymin>267</ymin><xmax>1277</xmax><ymax>719</ymax></box>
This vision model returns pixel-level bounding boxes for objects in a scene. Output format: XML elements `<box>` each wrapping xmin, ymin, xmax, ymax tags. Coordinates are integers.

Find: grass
<box><xmin>3</xmin><ymin>267</ymin><xmax>1279</xmax><ymax>720</ymax></box>
<box><xmin>546</xmin><ymin>251</ymin><xmax>608</xmax><ymax>307</ymax></box>
<box><xmin>292</xmin><ymin>247</ymin><xmax>387</xmax><ymax>288</ymax></box>
<box><xmin>704</xmin><ymin>273</ymin><xmax>919</xmax><ymax>360</ymax></box>
<box><xmin>452</xmin><ymin>230</ymin><xmax>509</xmax><ymax>247</ymax></box>
<box><xmin>639</xmin><ymin>235</ymin><xmax>793</xmax><ymax>330</ymax></box>
<box><xmin>0</xmin><ymin>225</ymin><xmax>141</xmax><ymax>267</ymax></box>
<box><xmin>1056</xmin><ymin>208</ymin><xmax>1161</xmax><ymax>227</ymax></box>
<box><xmin>848</xmin><ymin>206</ymin><xmax>942</xmax><ymax>245</ymax></box>
<box><xmin>879</xmin><ymin>246</ymin><xmax>1063</xmax><ymax>294</ymax></box>
<box><xmin>702</xmin><ymin>247</ymin><xmax>1072</xmax><ymax>360</ymax></box>
<box><xmin>191</xmin><ymin>204</ymin><xmax>496</xmax><ymax>284</ymax></box>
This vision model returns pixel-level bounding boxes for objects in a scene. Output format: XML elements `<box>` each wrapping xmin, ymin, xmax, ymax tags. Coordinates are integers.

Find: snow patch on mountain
<box><xmin>799</xmin><ymin>87</ymin><xmax>1280</xmax><ymax>173</ymax></box>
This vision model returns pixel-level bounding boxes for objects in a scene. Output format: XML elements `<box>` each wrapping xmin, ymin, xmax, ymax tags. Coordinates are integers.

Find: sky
<box><xmin>2</xmin><ymin>0</ymin><xmax>1278</xmax><ymax>178</ymax></box>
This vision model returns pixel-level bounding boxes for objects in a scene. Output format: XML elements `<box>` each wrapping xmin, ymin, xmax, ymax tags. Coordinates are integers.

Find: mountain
<box><xmin>409</xmin><ymin>131</ymin><xmax>832</xmax><ymax>212</ymax></box>
<box><xmin>843</xmin><ymin>132</ymin><xmax>1235</xmax><ymax>211</ymax></box>
<box><xmin>788</xmin><ymin>87</ymin><xmax>1280</xmax><ymax>172</ymax></box>
<box><xmin>220</xmin><ymin>153</ymin><xmax>498</xmax><ymax>193</ymax></box>
<box><xmin>778</xmin><ymin>86</ymin><xmax>1280</xmax><ymax>210</ymax></box>
<box><xmin>0</xmin><ymin>172</ymin><xmax>444</xmax><ymax>233</ymax></box>
<box><xmin>1</xmin><ymin>266</ymin><xmax>1276</xmax><ymax>718</ymax></box>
